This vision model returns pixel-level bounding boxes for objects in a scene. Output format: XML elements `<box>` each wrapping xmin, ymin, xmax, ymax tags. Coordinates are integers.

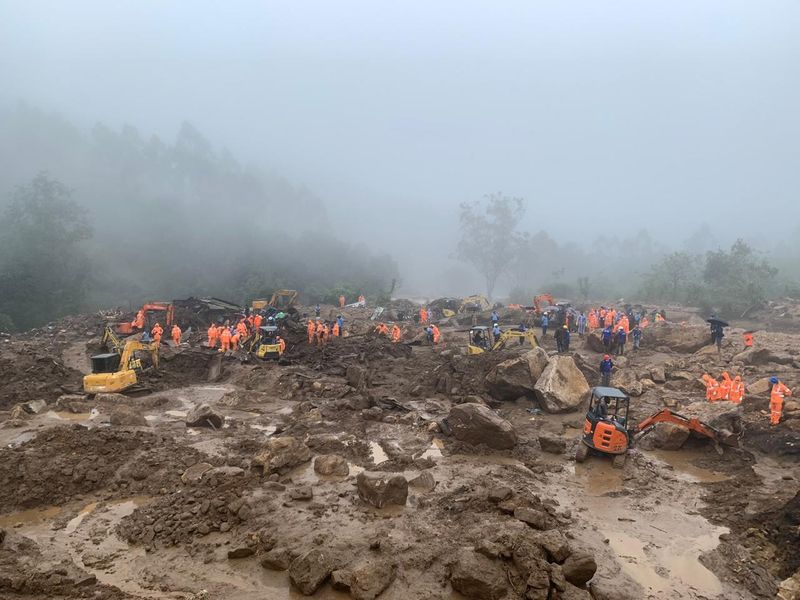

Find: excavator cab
<box><xmin>83</xmin><ymin>340</ymin><xmax>159</xmax><ymax>394</ymax></box>
<box><xmin>254</xmin><ymin>325</ymin><xmax>283</xmax><ymax>360</ymax></box>
<box><xmin>467</xmin><ymin>326</ymin><xmax>491</xmax><ymax>355</ymax></box>
<box><xmin>576</xmin><ymin>387</ymin><xmax>631</xmax><ymax>467</ymax></box>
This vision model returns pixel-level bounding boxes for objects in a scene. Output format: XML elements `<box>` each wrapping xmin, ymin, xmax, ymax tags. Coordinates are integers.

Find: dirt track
<box><xmin>0</xmin><ymin>302</ymin><xmax>799</xmax><ymax>599</ymax></box>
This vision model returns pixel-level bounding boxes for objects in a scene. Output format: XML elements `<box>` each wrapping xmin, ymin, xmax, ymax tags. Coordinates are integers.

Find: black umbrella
<box><xmin>706</xmin><ymin>317</ymin><xmax>729</xmax><ymax>328</ymax></box>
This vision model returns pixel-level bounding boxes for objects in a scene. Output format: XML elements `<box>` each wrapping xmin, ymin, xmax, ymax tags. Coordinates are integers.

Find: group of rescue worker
<box><xmin>702</xmin><ymin>372</ymin><xmax>746</xmax><ymax>403</ymax></box>
<box><xmin>207</xmin><ymin>312</ymin><xmax>283</xmax><ymax>353</ymax></box>
<box><xmin>372</xmin><ymin>321</ymin><xmax>441</xmax><ymax>344</ymax></box>
<box><xmin>307</xmin><ymin>315</ymin><xmax>345</xmax><ymax>345</ymax></box>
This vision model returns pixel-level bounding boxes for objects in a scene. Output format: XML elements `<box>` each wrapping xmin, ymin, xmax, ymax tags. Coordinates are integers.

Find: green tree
<box><xmin>639</xmin><ymin>252</ymin><xmax>698</xmax><ymax>302</ymax></box>
<box><xmin>702</xmin><ymin>240</ymin><xmax>778</xmax><ymax>317</ymax></box>
<box><xmin>0</xmin><ymin>174</ymin><xmax>93</xmax><ymax>330</ymax></box>
<box><xmin>457</xmin><ymin>193</ymin><xmax>526</xmax><ymax>299</ymax></box>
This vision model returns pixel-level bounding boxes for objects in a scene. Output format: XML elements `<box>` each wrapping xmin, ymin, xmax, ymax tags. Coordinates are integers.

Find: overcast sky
<box><xmin>2</xmin><ymin>1</ymin><xmax>799</xmax><ymax>292</ymax></box>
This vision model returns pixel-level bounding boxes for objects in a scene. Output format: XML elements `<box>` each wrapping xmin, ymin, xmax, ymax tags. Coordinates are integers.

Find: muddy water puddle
<box><xmin>557</xmin><ymin>451</ymin><xmax>729</xmax><ymax>598</ymax></box>
<box><xmin>644</xmin><ymin>449</ymin><xmax>729</xmax><ymax>483</ymax></box>
<box><xmin>0</xmin><ymin>505</ymin><xmax>62</xmax><ymax>528</ymax></box>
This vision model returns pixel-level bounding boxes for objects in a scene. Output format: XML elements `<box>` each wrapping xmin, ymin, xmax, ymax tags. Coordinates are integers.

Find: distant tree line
<box><xmin>0</xmin><ymin>105</ymin><xmax>398</xmax><ymax>331</ymax></box>
<box><xmin>456</xmin><ymin>193</ymin><xmax>786</xmax><ymax>318</ymax></box>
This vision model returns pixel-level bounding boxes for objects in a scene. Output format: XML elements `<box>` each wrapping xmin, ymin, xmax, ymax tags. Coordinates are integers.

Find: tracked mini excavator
<box><xmin>575</xmin><ymin>386</ymin><xmax>737</xmax><ymax>467</ymax></box>
<box><xmin>83</xmin><ymin>325</ymin><xmax>159</xmax><ymax>394</ymax></box>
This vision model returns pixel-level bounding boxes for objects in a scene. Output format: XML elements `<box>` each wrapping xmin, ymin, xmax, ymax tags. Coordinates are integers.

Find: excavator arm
<box><xmin>633</xmin><ymin>408</ymin><xmax>731</xmax><ymax>446</ymax></box>
<box><xmin>491</xmin><ymin>329</ymin><xmax>539</xmax><ymax>351</ymax></box>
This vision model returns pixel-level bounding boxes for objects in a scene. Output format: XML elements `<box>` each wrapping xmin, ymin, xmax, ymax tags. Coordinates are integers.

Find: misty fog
<box><xmin>2</xmin><ymin>1</ymin><xmax>800</xmax><ymax>321</ymax></box>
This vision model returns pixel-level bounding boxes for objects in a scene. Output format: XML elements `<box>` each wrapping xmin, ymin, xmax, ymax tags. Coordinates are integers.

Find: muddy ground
<box><xmin>0</xmin><ymin>301</ymin><xmax>799</xmax><ymax>599</ymax></box>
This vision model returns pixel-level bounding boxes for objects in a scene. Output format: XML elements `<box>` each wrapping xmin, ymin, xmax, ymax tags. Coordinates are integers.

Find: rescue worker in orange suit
<box><xmin>277</xmin><ymin>336</ymin><xmax>286</xmax><ymax>354</ymax></box>
<box><xmin>375</xmin><ymin>322</ymin><xmax>389</xmax><ymax>336</ymax></box>
<box><xmin>702</xmin><ymin>374</ymin><xmax>720</xmax><ymax>401</ymax></box>
<box><xmin>339</xmin><ymin>295</ymin><xmax>346</xmax><ymax>308</ymax></box>
<box><xmin>132</xmin><ymin>309</ymin><xmax>145</xmax><ymax>330</ymax></box>
<box><xmin>729</xmin><ymin>375</ymin><xmax>744</xmax><ymax>404</ymax></box>
<box><xmin>431</xmin><ymin>324</ymin><xmax>441</xmax><ymax>344</ymax></box>
<box><xmin>219</xmin><ymin>327</ymin><xmax>231</xmax><ymax>353</ymax></box>
<box><xmin>236</xmin><ymin>320</ymin><xmax>248</xmax><ymax>340</ymax></box>
<box><xmin>171</xmin><ymin>324</ymin><xmax>182</xmax><ymax>345</ymax></box>
<box><xmin>307</xmin><ymin>319</ymin><xmax>316</xmax><ymax>344</ymax></box>
<box><xmin>332</xmin><ymin>321</ymin><xmax>340</xmax><ymax>338</ymax></box>
<box><xmin>743</xmin><ymin>332</ymin><xmax>754</xmax><ymax>348</ymax></box>
<box><xmin>254</xmin><ymin>313</ymin><xmax>263</xmax><ymax>330</ymax></box>
<box><xmin>230</xmin><ymin>331</ymin><xmax>240</xmax><ymax>351</ymax></box>
<box><xmin>391</xmin><ymin>324</ymin><xmax>402</xmax><ymax>343</ymax></box>
<box><xmin>208</xmin><ymin>324</ymin><xmax>218</xmax><ymax>348</ymax></box>
<box><xmin>419</xmin><ymin>308</ymin><xmax>428</xmax><ymax>324</ymax></box>
<box><xmin>317</xmin><ymin>323</ymin><xmax>327</xmax><ymax>345</ymax></box>
<box><xmin>769</xmin><ymin>377</ymin><xmax>792</xmax><ymax>425</ymax></box>
<box><xmin>719</xmin><ymin>372</ymin><xmax>732</xmax><ymax>401</ymax></box>
<box><xmin>151</xmin><ymin>323</ymin><xmax>163</xmax><ymax>344</ymax></box>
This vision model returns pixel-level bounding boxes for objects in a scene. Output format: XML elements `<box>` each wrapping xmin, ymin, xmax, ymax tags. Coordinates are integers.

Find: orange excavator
<box><xmin>531</xmin><ymin>294</ymin><xmax>555</xmax><ymax>315</ymax></box>
<box><xmin>116</xmin><ymin>302</ymin><xmax>175</xmax><ymax>334</ymax></box>
<box><xmin>575</xmin><ymin>387</ymin><xmax>737</xmax><ymax>467</ymax></box>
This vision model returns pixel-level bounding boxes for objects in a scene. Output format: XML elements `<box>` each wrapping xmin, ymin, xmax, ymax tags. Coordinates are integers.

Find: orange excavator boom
<box><xmin>634</xmin><ymin>408</ymin><xmax>726</xmax><ymax>445</ymax></box>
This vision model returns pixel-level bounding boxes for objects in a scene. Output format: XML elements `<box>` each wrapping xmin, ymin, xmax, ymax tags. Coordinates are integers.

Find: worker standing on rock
<box><xmin>171</xmin><ymin>324</ymin><xmax>182</xmax><ymax>345</ymax></box>
<box><xmin>307</xmin><ymin>319</ymin><xmax>316</xmax><ymax>344</ymax></box>
<box><xmin>491</xmin><ymin>310</ymin><xmax>499</xmax><ymax>325</ymax></box>
<box><xmin>391</xmin><ymin>324</ymin><xmax>401</xmax><ymax>342</ymax></box>
<box><xmin>420</xmin><ymin>307</ymin><xmax>428</xmax><ymax>324</ymax></box>
<box><xmin>236</xmin><ymin>320</ymin><xmax>248</xmax><ymax>340</ymax></box>
<box><xmin>492</xmin><ymin>322</ymin><xmax>501</xmax><ymax>343</ymax></box>
<box><xmin>332</xmin><ymin>320</ymin><xmax>340</xmax><ymax>337</ymax></box>
<box><xmin>631</xmin><ymin>325</ymin><xmax>642</xmax><ymax>351</ymax></box>
<box><xmin>554</xmin><ymin>325</ymin><xmax>564</xmax><ymax>352</ymax></box>
<box><xmin>541</xmin><ymin>313</ymin><xmax>549</xmax><ymax>337</ymax></box>
<box><xmin>432</xmin><ymin>324</ymin><xmax>441</xmax><ymax>344</ymax></box>
<box><xmin>602</xmin><ymin>326</ymin><xmax>612</xmax><ymax>353</ymax></box>
<box><xmin>600</xmin><ymin>355</ymin><xmax>613</xmax><ymax>387</ymax></box>
<box><xmin>207</xmin><ymin>323</ymin><xmax>218</xmax><ymax>348</ymax></box>
<box><xmin>615</xmin><ymin>327</ymin><xmax>626</xmax><ymax>355</ymax></box>
<box><xmin>339</xmin><ymin>295</ymin><xmax>346</xmax><ymax>308</ymax></box>
<box><xmin>219</xmin><ymin>327</ymin><xmax>231</xmax><ymax>353</ymax></box>
<box><xmin>277</xmin><ymin>335</ymin><xmax>286</xmax><ymax>354</ymax></box>
<box><xmin>151</xmin><ymin>323</ymin><xmax>163</xmax><ymax>344</ymax></box>
<box><xmin>337</xmin><ymin>315</ymin><xmax>344</xmax><ymax>335</ymax></box>
<box><xmin>770</xmin><ymin>377</ymin><xmax>792</xmax><ymax>425</ymax></box>
<box><xmin>315</xmin><ymin>304</ymin><xmax>321</xmax><ymax>318</ymax></box>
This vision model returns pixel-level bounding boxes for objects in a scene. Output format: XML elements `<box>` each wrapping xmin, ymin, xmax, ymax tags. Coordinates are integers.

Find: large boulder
<box><xmin>356</xmin><ymin>472</ymin><xmax>408</xmax><ymax>508</ymax></box>
<box><xmin>585</xmin><ymin>329</ymin><xmax>606</xmax><ymax>353</ymax></box>
<box><xmin>562</xmin><ymin>550</ymin><xmax>597</xmax><ymax>586</ymax></box>
<box><xmin>185</xmin><ymin>404</ymin><xmax>223</xmax><ymax>428</ymax></box>
<box><xmin>534</xmin><ymin>356</ymin><xmax>590</xmax><ymax>413</ymax></box>
<box><xmin>314</xmin><ymin>454</ymin><xmax>349</xmax><ymax>477</ymax></box>
<box><xmin>109</xmin><ymin>406</ymin><xmax>149</xmax><ymax>427</ymax></box>
<box><xmin>449</xmin><ymin>548</ymin><xmax>508</xmax><ymax>600</ymax></box>
<box><xmin>253</xmin><ymin>437</ymin><xmax>312</xmax><ymax>474</ymax></box>
<box><xmin>613</xmin><ymin>370</ymin><xmax>643</xmax><ymax>397</ymax></box>
<box><xmin>485</xmin><ymin>347</ymin><xmax>549</xmax><ymax>401</ymax></box>
<box><xmin>748</xmin><ymin>377</ymin><xmax>773</xmax><ymax>396</ymax></box>
<box><xmin>445</xmin><ymin>403</ymin><xmax>517</xmax><ymax>449</ymax></box>
<box><xmin>486</xmin><ymin>356</ymin><xmax>535</xmax><ymax>400</ymax></box>
<box><xmin>681</xmin><ymin>401</ymin><xmax>743</xmax><ymax>445</ymax></box>
<box><xmin>642</xmin><ymin>323</ymin><xmax>710</xmax><ymax>354</ymax></box>
<box><xmin>331</xmin><ymin>558</ymin><xmax>396</xmax><ymax>600</ymax></box>
<box><xmin>289</xmin><ymin>549</ymin><xmax>336</xmax><ymax>595</ymax></box>
<box><xmin>639</xmin><ymin>422</ymin><xmax>690</xmax><ymax>450</ymax></box>
<box><xmin>733</xmin><ymin>347</ymin><xmax>794</xmax><ymax>366</ymax></box>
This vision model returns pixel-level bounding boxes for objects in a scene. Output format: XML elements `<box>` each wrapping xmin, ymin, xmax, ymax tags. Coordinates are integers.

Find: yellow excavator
<box><xmin>252</xmin><ymin>290</ymin><xmax>299</xmax><ymax>312</ymax></box>
<box><xmin>83</xmin><ymin>326</ymin><xmax>159</xmax><ymax>394</ymax></box>
<box><xmin>467</xmin><ymin>326</ymin><xmax>538</xmax><ymax>355</ymax></box>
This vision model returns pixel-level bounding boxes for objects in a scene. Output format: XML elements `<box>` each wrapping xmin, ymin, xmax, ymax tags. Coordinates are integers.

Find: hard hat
<box><xmin>604</xmin><ymin>354</ymin><xmax>610</xmax><ymax>359</ymax></box>
<box><xmin>770</xmin><ymin>376</ymin><xmax>779</xmax><ymax>384</ymax></box>
<box><xmin>563</xmin><ymin>325</ymin><xmax>568</xmax><ymax>329</ymax></box>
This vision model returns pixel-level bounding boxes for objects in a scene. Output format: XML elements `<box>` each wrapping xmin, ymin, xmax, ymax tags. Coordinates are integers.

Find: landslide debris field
<box><xmin>1</xmin><ymin>302</ymin><xmax>799</xmax><ymax>600</ymax></box>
